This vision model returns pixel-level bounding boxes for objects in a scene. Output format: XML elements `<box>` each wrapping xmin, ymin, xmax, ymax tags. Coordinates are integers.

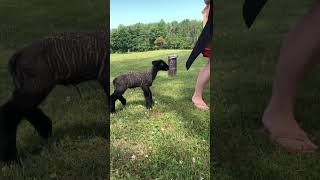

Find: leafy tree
<box><xmin>110</xmin><ymin>19</ymin><xmax>203</xmax><ymax>53</ymax></box>
<box><xmin>154</xmin><ymin>36</ymin><xmax>166</xmax><ymax>49</ymax></box>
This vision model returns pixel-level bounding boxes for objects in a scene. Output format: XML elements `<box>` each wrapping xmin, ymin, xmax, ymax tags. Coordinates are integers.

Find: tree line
<box><xmin>110</xmin><ymin>19</ymin><xmax>203</xmax><ymax>53</ymax></box>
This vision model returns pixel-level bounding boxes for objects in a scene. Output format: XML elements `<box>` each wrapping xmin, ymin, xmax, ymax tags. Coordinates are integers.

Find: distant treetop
<box><xmin>110</xmin><ymin>19</ymin><xmax>203</xmax><ymax>53</ymax></box>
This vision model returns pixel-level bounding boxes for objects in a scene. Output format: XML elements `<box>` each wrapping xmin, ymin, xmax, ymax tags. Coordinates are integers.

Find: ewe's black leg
<box><xmin>0</xmin><ymin>88</ymin><xmax>53</xmax><ymax>162</ymax></box>
<box><xmin>12</xmin><ymin>88</ymin><xmax>53</xmax><ymax>139</ymax></box>
<box><xmin>141</xmin><ymin>86</ymin><xmax>153</xmax><ymax>109</ymax></box>
<box><xmin>24</xmin><ymin>108</ymin><xmax>52</xmax><ymax>139</ymax></box>
<box><xmin>0</xmin><ymin>101</ymin><xmax>22</xmax><ymax>162</ymax></box>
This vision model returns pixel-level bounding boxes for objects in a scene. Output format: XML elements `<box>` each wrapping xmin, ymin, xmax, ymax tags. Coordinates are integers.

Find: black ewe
<box><xmin>110</xmin><ymin>59</ymin><xmax>169</xmax><ymax>112</ymax></box>
<box><xmin>0</xmin><ymin>31</ymin><xmax>108</xmax><ymax>162</ymax></box>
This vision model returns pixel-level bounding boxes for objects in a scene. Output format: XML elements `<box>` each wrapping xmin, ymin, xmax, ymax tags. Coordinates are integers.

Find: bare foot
<box><xmin>192</xmin><ymin>95</ymin><xmax>209</xmax><ymax>111</ymax></box>
<box><xmin>262</xmin><ymin>105</ymin><xmax>318</xmax><ymax>152</ymax></box>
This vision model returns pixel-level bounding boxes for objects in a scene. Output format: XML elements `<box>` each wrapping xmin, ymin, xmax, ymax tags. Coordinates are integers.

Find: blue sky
<box><xmin>110</xmin><ymin>0</ymin><xmax>204</xmax><ymax>29</ymax></box>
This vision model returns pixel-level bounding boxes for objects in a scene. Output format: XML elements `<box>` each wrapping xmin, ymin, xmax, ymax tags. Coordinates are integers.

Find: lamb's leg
<box><xmin>110</xmin><ymin>90</ymin><xmax>126</xmax><ymax>113</ymax></box>
<box><xmin>118</xmin><ymin>95</ymin><xmax>126</xmax><ymax>106</ymax></box>
<box><xmin>0</xmin><ymin>87</ymin><xmax>53</xmax><ymax>162</ymax></box>
<box><xmin>141</xmin><ymin>86</ymin><xmax>153</xmax><ymax>109</ymax></box>
<box><xmin>110</xmin><ymin>93</ymin><xmax>117</xmax><ymax>113</ymax></box>
<box><xmin>12</xmin><ymin>88</ymin><xmax>53</xmax><ymax>139</ymax></box>
<box><xmin>24</xmin><ymin>108</ymin><xmax>52</xmax><ymax>139</ymax></box>
<box><xmin>0</xmin><ymin>101</ymin><xmax>22</xmax><ymax>162</ymax></box>
<box><xmin>110</xmin><ymin>89</ymin><xmax>127</xmax><ymax>112</ymax></box>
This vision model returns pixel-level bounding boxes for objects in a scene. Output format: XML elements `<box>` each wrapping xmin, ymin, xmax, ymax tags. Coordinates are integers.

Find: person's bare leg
<box><xmin>192</xmin><ymin>59</ymin><xmax>210</xmax><ymax>110</ymax></box>
<box><xmin>262</xmin><ymin>2</ymin><xmax>320</xmax><ymax>152</ymax></box>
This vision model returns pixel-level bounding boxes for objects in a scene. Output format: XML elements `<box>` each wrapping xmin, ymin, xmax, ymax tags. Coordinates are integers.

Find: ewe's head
<box><xmin>152</xmin><ymin>59</ymin><xmax>169</xmax><ymax>71</ymax></box>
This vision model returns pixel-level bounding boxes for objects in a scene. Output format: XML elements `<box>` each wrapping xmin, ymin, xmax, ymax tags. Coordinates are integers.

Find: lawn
<box><xmin>213</xmin><ymin>0</ymin><xmax>320</xmax><ymax>179</ymax></box>
<box><xmin>110</xmin><ymin>50</ymin><xmax>210</xmax><ymax>179</ymax></box>
<box><xmin>0</xmin><ymin>0</ymin><xmax>108</xmax><ymax>179</ymax></box>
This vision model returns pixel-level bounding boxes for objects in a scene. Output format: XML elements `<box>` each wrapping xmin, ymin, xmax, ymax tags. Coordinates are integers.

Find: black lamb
<box><xmin>110</xmin><ymin>59</ymin><xmax>169</xmax><ymax>113</ymax></box>
<box><xmin>0</xmin><ymin>31</ymin><xmax>109</xmax><ymax>162</ymax></box>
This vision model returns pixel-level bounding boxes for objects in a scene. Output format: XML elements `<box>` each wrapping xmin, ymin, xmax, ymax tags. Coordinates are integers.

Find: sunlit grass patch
<box><xmin>111</xmin><ymin>50</ymin><xmax>210</xmax><ymax>179</ymax></box>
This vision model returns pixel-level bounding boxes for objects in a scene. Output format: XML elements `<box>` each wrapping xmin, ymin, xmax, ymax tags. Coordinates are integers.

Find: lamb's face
<box><xmin>152</xmin><ymin>59</ymin><xmax>169</xmax><ymax>71</ymax></box>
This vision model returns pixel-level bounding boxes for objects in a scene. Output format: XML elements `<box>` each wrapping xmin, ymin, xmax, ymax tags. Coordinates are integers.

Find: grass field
<box><xmin>213</xmin><ymin>0</ymin><xmax>320</xmax><ymax>179</ymax></box>
<box><xmin>0</xmin><ymin>0</ymin><xmax>108</xmax><ymax>179</ymax></box>
<box><xmin>110</xmin><ymin>50</ymin><xmax>210</xmax><ymax>179</ymax></box>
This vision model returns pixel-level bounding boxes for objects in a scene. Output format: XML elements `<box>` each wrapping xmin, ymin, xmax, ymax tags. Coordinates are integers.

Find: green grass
<box><xmin>213</xmin><ymin>0</ymin><xmax>320</xmax><ymax>179</ymax></box>
<box><xmin>0</xmin><ymin>0</ymin><xmax>108</xmax><ymax>179</ymax></box>
<box><xmin>110</xmin><ymin>50</ymin><xmax>210</xmax><ymax>179</ymax></box>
